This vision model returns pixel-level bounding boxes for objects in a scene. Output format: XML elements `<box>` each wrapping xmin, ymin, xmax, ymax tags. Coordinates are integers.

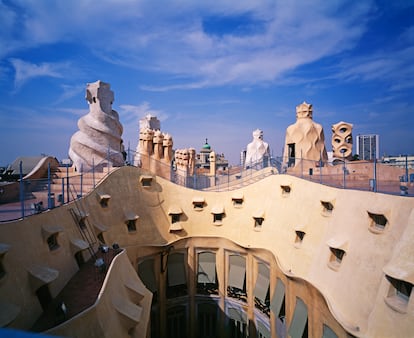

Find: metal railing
<box><xmin>0</xmin><ymin>157</ymin><xmax>115</xmax><ymax>222</ymax></box>
<box><xmin>1</xmin><ymin>151</ymin><xmax>412</xmax><ymax>222</ymax></box>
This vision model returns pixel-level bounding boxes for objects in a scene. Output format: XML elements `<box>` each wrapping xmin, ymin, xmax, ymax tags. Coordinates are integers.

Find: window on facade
<box><xmin>228</xmin><ymin>307</ymin><xmax>248</xmax><ymax>338</ymax></box>
<box><xmin>167</xmin><ymin>305</ymin><xmax>187</xmax><ymax>338</ymax></box>
<box><xmin>197</xmin><ymin>303</ymin><xmax>218</xmax><ymax>338</ymax></box>
<box><xmin>227</xmin><ymin>254</ymin><xmax>247</xmax><ymax>302</ymax></box>
<box><xmin>47</xmin><ymin>234</ymin><xmax>60</xmax><ymax>251</ymax></box>
<box><xmin>288</xmin><ymin>297</ymin><xmax>308</xmax><ymax>338</ymax></box>
<box><xmin>167</xmin><ymin>252</ymin><xmax>187</xmax><ymax>298</ymax></box>
<box><xmin>271</xmin><ymin>278</ymin><xmax>286</xmax><ymax>326</ymax></box>
<box><xmin>368</xmin><ymin>212</ymin><xmax>388</xmax><ymax>233</ymax></box>
<box><xmin>197</xmin><ymin>251</ymin><xmax>218</xmax><ymax>295</ymax></box>
<box><xmin>138</xmin><ymin>258</ymin><xmax>158</xmax><ymax>304</ymax></box>
<box><xmin>257</xmin><ymin>321</ymin><xmax>271</xmax><ymax>338</ymax></box>
<box><xmin>0</xmin><ymin>254</ymin><xmax>6</xmax><ymax>279</ymax></box>
<box><xmin>322</xmin><ymin>324</ymin><xmax>338</xmax><ymax>338</ymax></box>
<box><xmin>254</xmin><ymin>262</ymin><xmax>270</xmax><ymax>316</ymax></box>
<box><xmin>385</xmin><ymin>275</ymin><xmax>413</xmax><ymax>313</ymax></box>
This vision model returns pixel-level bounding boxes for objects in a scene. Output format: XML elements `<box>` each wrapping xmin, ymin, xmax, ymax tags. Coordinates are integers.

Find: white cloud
<box><xmin>2</xmin><ymin>0</ymin><xmax>376</xmax><ymax>89</ymax></box>
<box><xmin>9</xmin><ymin>58</ymin><xmax>70</xmax><ymax>91</ymax></box>
<box><xmin>53</xmin><ymin>84</ymin><xmax>85</xmax><ymax>104</ymax></box>
<box><xmin>118</xmin><ymin>102</ymin><xmax>168</xmax><ymax>124</ymax></box>
<box><xmin>335</xmin><ymin>46</ymin><xmax>414</xmax><ymax>91</ymax></box>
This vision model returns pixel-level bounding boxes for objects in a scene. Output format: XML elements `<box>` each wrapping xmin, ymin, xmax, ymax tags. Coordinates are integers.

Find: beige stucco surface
<box><xmin>0</xmin><ymin>166</ymin><xmax>413</xmax><ymax>337</ymax></box>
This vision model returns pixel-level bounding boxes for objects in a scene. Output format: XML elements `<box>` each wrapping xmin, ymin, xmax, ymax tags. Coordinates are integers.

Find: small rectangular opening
<box><xmin>295</xmin><ymin>231</ymin><xmax>305</xmax><ymax>244</ymax></box>
<box><xmin>280</xmin><ymin>185</ymin><xmax>291</xmax><ymax>194</ymax></box>
<box><xmin>47</xmin><ymin>234</ymin><xmax>60</xmax><ymax>251</ymax></box>
<box><xmin>213</xmin><ymin>213</ymin><xmax>223</xmax><ymax>224</ymax></box>
<box><xmin>385</xmin><ymin>275</ymin><xmax>413</xmax><ymax>313</ymax></box>
<box><xmin>254</xmin><ymin>217</ymin><xmax>264</xmax><ymax>229</ymax></box>
<box><xmin>368</xmin><ymin>212</ymin><xmax>388</xmax><ymax>233</ymax></box>
<box><xmin>140</xmin><ymin>176</ymin><xmax>153</xmax><ymax>187</ymax></box>
<box><xmin>171</xmin><ymin>214</ymin><xmax>180</xmax><ymax>224</ymax></box>
<box><xmin>232</xmin><ymin>198</ymin><xmax>243</xmax><ymax>206</ymax></box>
<box><xmin>321</xmin><ymin>201</ymin><xmax>334</xmax><ymax>213</ymax></box>
<box><xmin>126</xmin><ymin>219</ymin><xmax>137</xmax><ymax>232</ymax></box>
<box><xmin>328</xmin><ymin>247</ymin><xmax>345</xmax><ymax>270</ymax></box>
<box><xmin>100</xmin><ymin>197</ymin><xmax>110</xmax><ymax>208</ymax></box>
<box><xmin>193</xmin><ymin>202</ymin><xmax>204</xmax><ymax>210</ymax></box>
<box><xmin>387</xmin><ymin>275</ymin><xmax>412</xmax><ymax>301</ymax></box>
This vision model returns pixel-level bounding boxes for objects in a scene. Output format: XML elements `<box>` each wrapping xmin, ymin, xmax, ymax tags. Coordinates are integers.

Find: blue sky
<box><xmin>0</xmin><ymin>0</ymin><xmax>413</xmax><ymax>166</ymax></box>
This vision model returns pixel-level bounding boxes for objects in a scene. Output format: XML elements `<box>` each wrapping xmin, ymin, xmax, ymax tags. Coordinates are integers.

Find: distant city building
<box><xmin>240</xmin><ymin>150</ymin><xmax>247</xmax><ymax>167</ymax></box>
<box><xmin>356</xmin><ymin>134</ymin><xmax>379</xmax><ymax>160</ymax></box>
<box><xmin>382</xmin><ymin>155</ymin><xmax>414</xmax><ymax>169</ymax></box>
<box><xmin>196</xmin><ymin>139</ymin><xmax>228</xmax><ymax>171</ymax></box>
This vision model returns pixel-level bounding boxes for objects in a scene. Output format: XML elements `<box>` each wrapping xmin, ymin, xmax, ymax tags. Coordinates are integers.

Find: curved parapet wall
<box><xmin>69</xmin><ymin>80</ymin><xmax>124</xmax><ymax>172</ymax></box>
<box><xmin>46</xmin><ymin>250</ymin><xmax>152</xmax><ymax>338</ymax></box>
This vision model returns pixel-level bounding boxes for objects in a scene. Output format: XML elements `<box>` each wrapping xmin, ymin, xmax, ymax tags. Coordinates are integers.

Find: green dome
<box><xmin>202</xmin><ymin>139</ymin><xmax>211</xmax><ymax>150</ymax></box>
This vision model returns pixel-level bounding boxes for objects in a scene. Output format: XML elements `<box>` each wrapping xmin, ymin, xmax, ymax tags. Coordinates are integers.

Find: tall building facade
<box><xmin>356</xmin><ymin>134</ymin><xmax>380</xmax><ymax>160</ymax></box>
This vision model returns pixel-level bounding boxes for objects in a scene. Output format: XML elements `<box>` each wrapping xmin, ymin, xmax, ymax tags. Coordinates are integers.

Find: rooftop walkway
<box><xmin>30</xmin><ymin>248</ymin><xmax>120</xmax><ymax>333</ymax></box>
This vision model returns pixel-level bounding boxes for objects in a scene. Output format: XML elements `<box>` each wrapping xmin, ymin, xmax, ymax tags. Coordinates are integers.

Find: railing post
<box><xmin>373</xmin><ymin>157</ymin><xmax>377</xmax><ymax>192</ymax></box>
<box><xmin>405</xmin><ymin>154</ymin><xmax>409</xmax><ymax>183</ymax></box>
<box><xmin>80</xmin><ymin>164</ymin><xmax>83</xmax><ymax>198</ymax></box>
<box><xmin>301</xmin><ymin>150</ymin><xmax>303</xmax><ymax>179</ymax></box>
<box><xmin>47</xmin><ymin>162</ymin><xmax>52</xmax><ymax>209</ymax></box>
<box><xmin>93</xmin><ymin>157</ymin><xmax>96</xmax><ymax>189</ymax></box>
<box><xmin>19</xmin><ymin>161</ymin><xmax>24</xmax><ymax>219</ymax></box>
<box><xmin>319</xmin><ymin>151</ymin><xmax>323</xmax><ymax>184</ymax></box>
<box><xmin>66</xmin><ymin>164</ymin><xmax>70</xmax><ymax>203</ymax></box>
<box><xmin>342</xmin><ymin>151</ymin><xmax>346</xmax><ymax>189</ymax></box>
<box><xmin>61</xmin><ymin>177</ymin><xmax>65</xmax><ymax>205</ymax></box>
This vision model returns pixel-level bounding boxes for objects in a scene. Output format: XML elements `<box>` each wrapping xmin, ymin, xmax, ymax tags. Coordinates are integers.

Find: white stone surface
<box><xmin>244</xmin><ymin>129</ymin><xmax>270</xmax><ymax>168</ymax></box>
<box><xmin>69</xmin><ymin>80</ymin><xmax>124</xmax><ymax>171</ymax></box>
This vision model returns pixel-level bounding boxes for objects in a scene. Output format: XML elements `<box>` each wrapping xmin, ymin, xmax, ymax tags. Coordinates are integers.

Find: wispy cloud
<box><xmin>2</xmin><ymin>1</ymin><xmax>376</xmax><ymax>90</ymax></box>
<box><xmin>335</xmin><ymin>46</ymin><xmax>414</xmax><ymax>91</ymax></box>
<box><xmin>9</xmin><ymin>58</ymin><xmax>70</xmax><ymax>91</ymax></box>
<box><xmin>53</xmin><ymin>84</ymin><xmax>85</xmax><ymax>104</ymax></box>
<box><xmin>118</xmin><ymin>102</ymin><xmax>168</xmax><ymax>124</ymax></box>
